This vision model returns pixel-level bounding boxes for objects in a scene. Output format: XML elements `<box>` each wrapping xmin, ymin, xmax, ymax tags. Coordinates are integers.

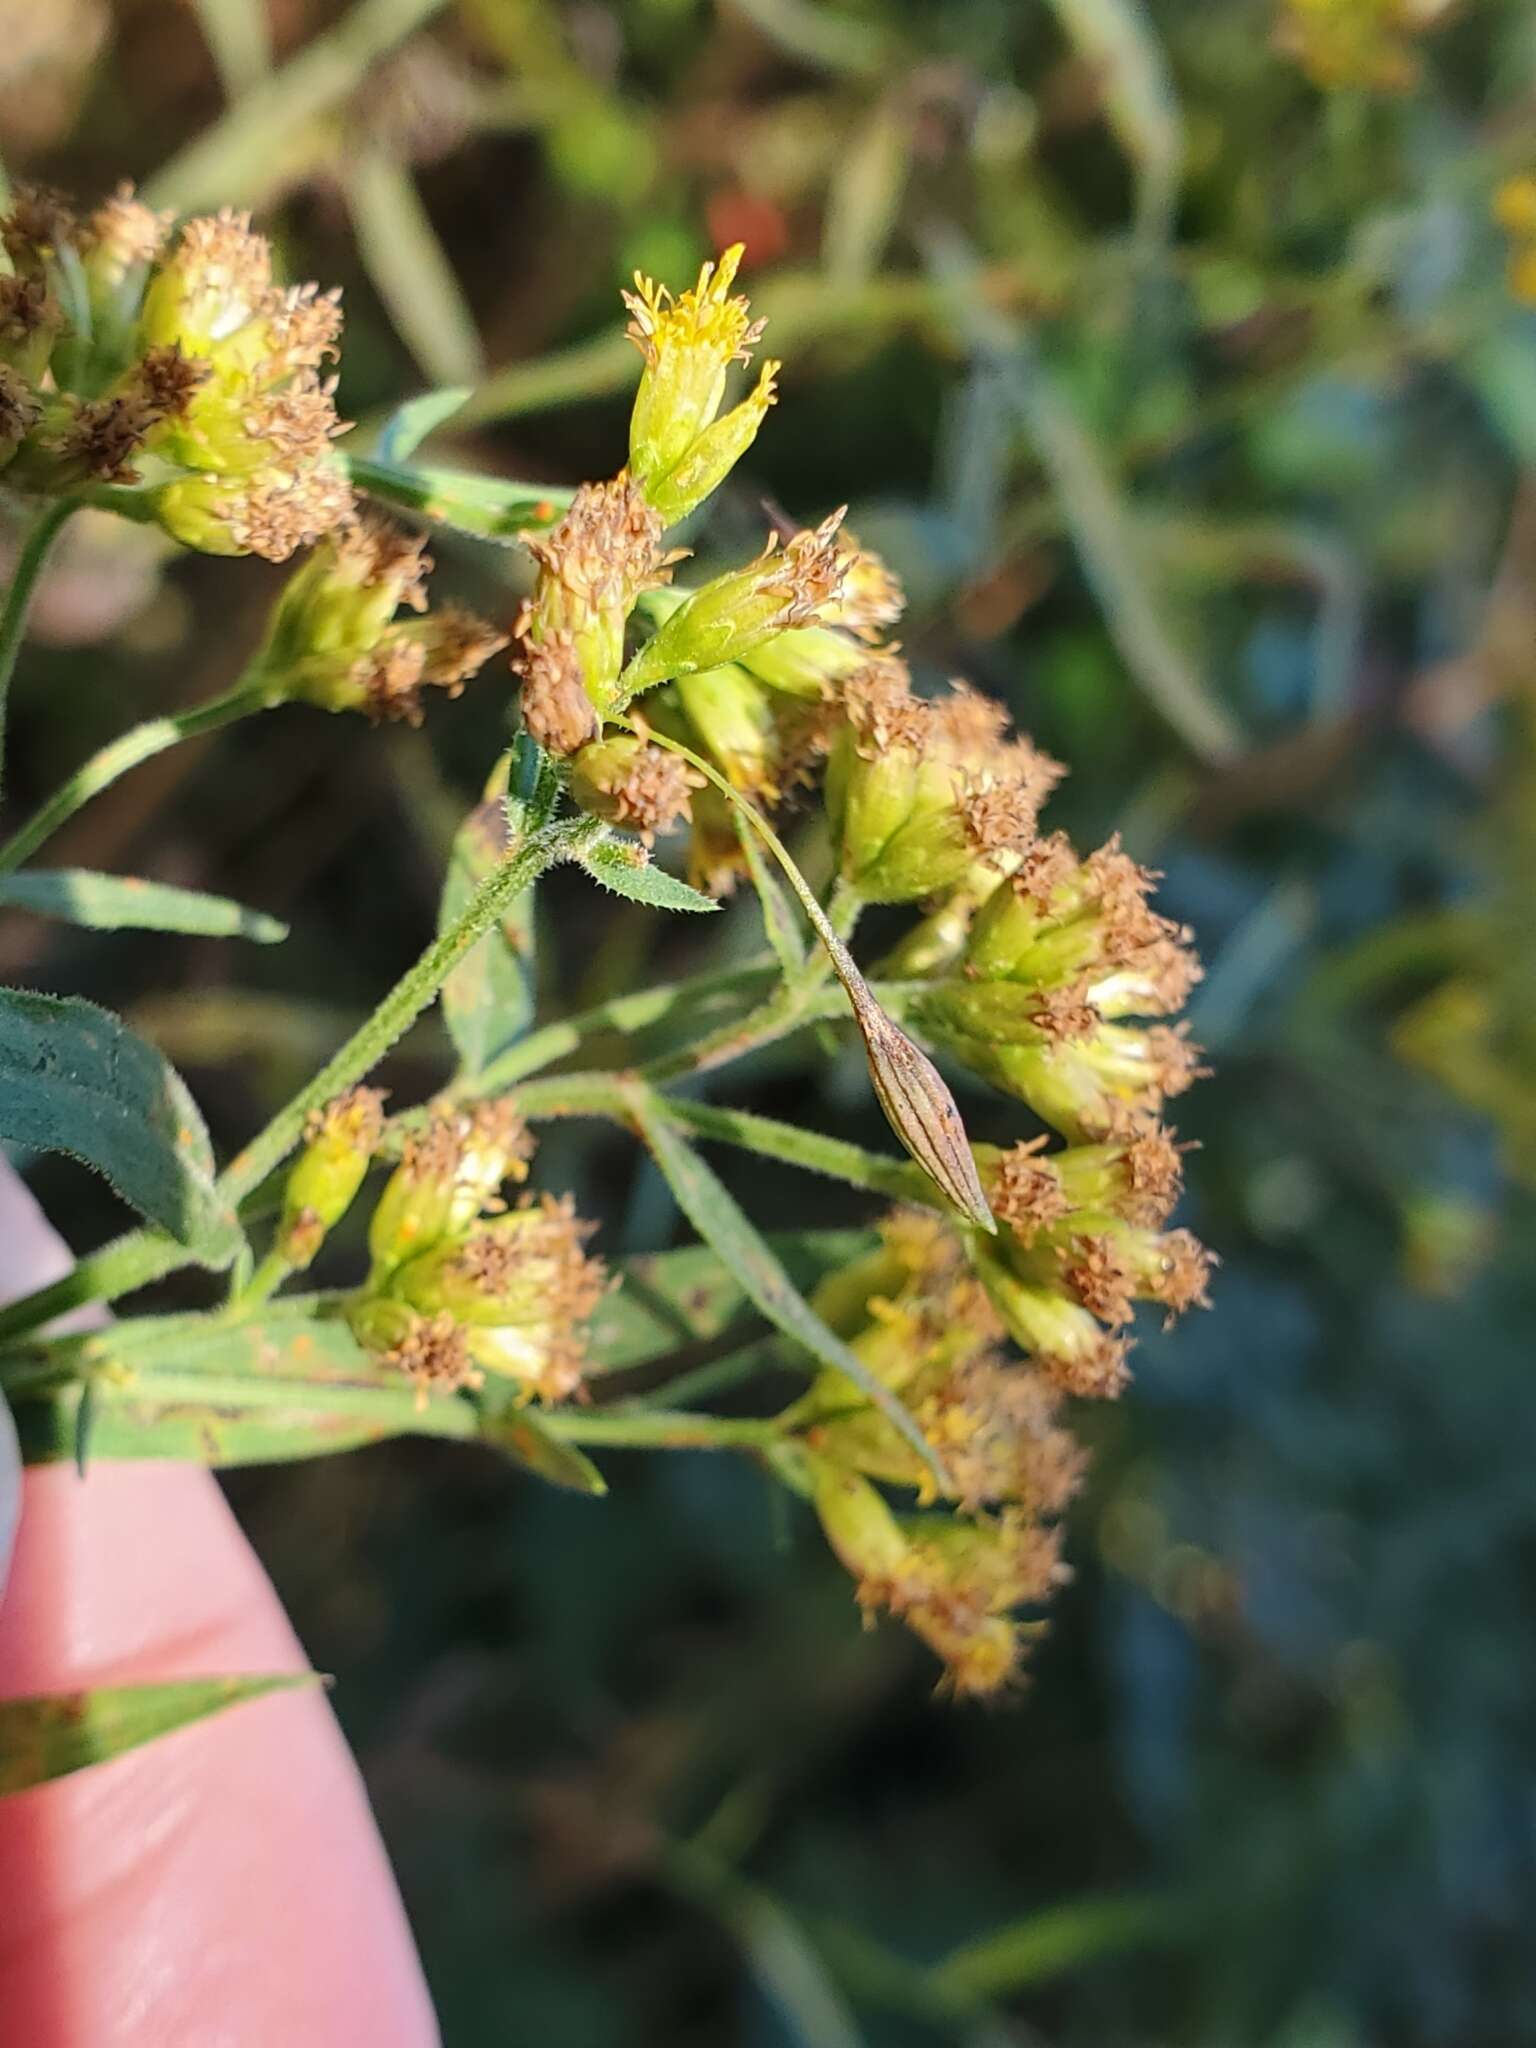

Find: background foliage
<box><xmin>3</xmin><ymin>0</ymin><xmax>1535</xmax><ymax>2041</ymax></box>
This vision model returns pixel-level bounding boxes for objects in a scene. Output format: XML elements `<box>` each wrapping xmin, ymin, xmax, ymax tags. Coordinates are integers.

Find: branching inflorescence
<box><xmin>0</xmin><ymin>200</ymin><xmax>1213</xmax><ymax>1698</ymax></box>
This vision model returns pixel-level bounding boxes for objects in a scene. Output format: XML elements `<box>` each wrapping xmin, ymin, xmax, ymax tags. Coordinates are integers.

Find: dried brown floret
<box><xmin>1060</xmin><ymin>1234</ymin><xmax>1138</xmax><ymax>1325</ymax></box>
<box><xmin>334</xmin><ymin>509</ymin><xmax>431</xmax><ymax>608</ymax></box>
<box><xmin>759</xmin><ymin>507</ymin><xmax>850</xmax><ymax>630</ymax></box>
<box><xmin>2</xmin><ymin>184</ymin><xmax>76</xmax><ymax>268</ymax></box>
<box><xmin>134</xmin><ymin>342</ymin><xmax>211</xmax><ymax>420</ymax></box>
<box><xmin>303</xmin><ymin>1084</ymin><xmax>388</xmax><ymax>1153</ymax></box>
<box><xmin>419</xmin><ymin>606</ymin><xmax>509</xmax><ymax>688</ymax></box>
<box><xmin>0</xmin><ymin>274</ymin><xmax>59</xmax><ymax>347</ymax></box>
<box><xmin>526</xmin><ymin>474</ymin><xmax>677</xmax><ymax>613</ymax></box>
<box><xmin>1119</xmin><ymin>1124</ymin><xmax>1186</xmax><ymax>1226</ymax></box>
<box><xmin>515</xmin><ymin>624</ymin><xmax>599</xmax><ymax>754</ymax></box>
<box><xmin>1146</xmin><ymin>1229</ymin><xmax>1216</xmax><ymax>1321</ymax></box>
<box><xmin>0</xmin><ymin>364</ymin><xmax>42</xmax><ymax>444</ymax></box>
<box><xmin>83</xmin><ymin>182</ymin><xmax>169</xmax><ymax>271</ymax></box>
<box><xmin>991</xmin><ymin>1138</ymin><xmax>1070</xmax><ymax>1244</ymax></box>
<box><xmin>1039</xmin><ymin>1329</ymin><xmax>1132</xmax><ymax>1400</ymax></box>
<box><xmin>387</xmin><ymin>1309</ymin><xmax>482</xmax><ymax>1406</ymax></box>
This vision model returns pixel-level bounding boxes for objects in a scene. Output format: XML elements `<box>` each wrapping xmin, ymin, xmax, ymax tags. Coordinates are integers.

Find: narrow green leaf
<box><xmin>0</xmin><ymin>1674</ymin><xmax>318</xmax><ymax>1796</ymax></box>
<box><xmin>346</xmin><ymin>455</ymin><xmax>569</xmax><ymax>545</ymax></box>
<box><xmin>373</xmin><ymin>386</ymin><xmax>472</xmax><ymax>465</ymax></box>
<box><xmin>478</xmin><ymin>1396</ymin><xmax>607</xmax><ymax>1495</ymax></box>
<box><xmin>934</xmin><ymin>1890</ymin><xmax>1189</xmax><ymax>2001</ymax></box>
<box><xmin>439</xmin><ymin>773</ymin><xmax>536</xmax><ymax>1077</ymax></box>
<box><xmin>588</xmin><ymin>1230</ymin><xmax>874</xmax><ymax>1375</ymax></box>
<box><xmin>628</xmin><ymin>723</ymin><xmax>993</xmax><ymax>1228</ymax></box>
<box><xmin>620</xmin><ymin>1085</ymin><xmax>947</xmax><ymax>1489</ymax></box>
<box><xmin>0</xmin><ymin>869</ymin><xmax>287</xmax><ymax>943</ymax></box>
<box><xmin>580</xmin><ymin>840</ymin><xmax>720</xmax><ymax>914</ymax></box>
<box><xmin>0</xmin><ymin>991</ymin><xmax>240</xmax><ymax>1260</ymax></box>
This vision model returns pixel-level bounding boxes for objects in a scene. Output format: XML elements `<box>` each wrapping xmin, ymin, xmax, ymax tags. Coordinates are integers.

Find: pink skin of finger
<box><xmin>0</xmin><ymin>1166</ymin><xmax>440</xmax><ymax>2046</ymax></box>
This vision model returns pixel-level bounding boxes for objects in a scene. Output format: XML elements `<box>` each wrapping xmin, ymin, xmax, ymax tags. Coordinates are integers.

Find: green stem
<box><xmin>512</xmin><ymin>1071</ymin><xmax>930</xmax><ymax>1207</ymax></box>
<box><xmin>0</xmin><ymin>499</ymin><xmax>77</xmax><ymax>809</ymax></box>
<box><xmin>456</xmin><ymin>957</ymin><xmax>780</xmax><ymax>1097</ymax></box>
<box><xmin>0</xmin><ymin>816</ymin><xmax>599</xmax><ymax>1343</ymax></box>
<box><xmin>540</xmin><ymin>1408</ymin><xmax>778</xmax><ymax>1452</ymax></box>
<box><xmin>0</xmin><ymin>679</ymin><xmax>264</xmax><ymax>877</ymax></box>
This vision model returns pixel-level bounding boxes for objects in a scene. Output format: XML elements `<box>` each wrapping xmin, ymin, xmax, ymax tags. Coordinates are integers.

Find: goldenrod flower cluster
<box><xmin>508</xmin><ymin>245</ymin><xmax>1215</xmax><ymax>1691</ymax></box>
<box><xmin>0</xmin><ymin>183</ymin><xmax>509</xmax><ymax>720</ymax></box>
<box><xmin>0</xmin><ymin>185</ymin><xmax>349</xmax><ymax>558</ymax></box>
<box><xmin>784</xmin><ymin>1215</ymin><xmax>1085</xmax><ymax>1696</ymax></box>
<box><xmin>277</xmin><ymin>1095</ymin><xmax>608</xmax><ymax>1408</ymax></box>
<box><xmin>1274</xmin><ymin>0</ymin><xmax>1453</xmax><ymax>93</ymax></box>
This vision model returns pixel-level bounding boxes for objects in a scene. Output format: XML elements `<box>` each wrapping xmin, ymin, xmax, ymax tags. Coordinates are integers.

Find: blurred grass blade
<box><xmin>928</xmin><ymin>232</ymin><xmax>1241</xmax><ymax>765</ymax></box>
<box><xmin>346</xmin><ymin>454</ymin><xmax>569</xmax><ymax>543</ymax></box>
<box><xmin>192</xmin><ymin>0</ymin><xmax>272</xmax><ymax>101</ymax></box>
<box><xmin>1045</xmin><ymin>0</ymin><xmax>1182</xmax><ymax>248</ymax></box>
<box><xmin>620</xmin><ymin>1081</ymin><xmax>947</xmax><ymax>1489</ymax></box>
<box><xmin>934</xmin><ymin>1890</ymin><xmax>1189</xmax><ymax>2002</ymax></box>
<box><xmin>345</xmin><ymin>147</ymin><xmax>486</xmax><ymax>388</ymax></box>
<box><xmin>0</xmin><ymin>869</ymin><xmax>287</xmax><ymax>943</ymax></box>
<box><xmin>146</xmin><ymin>0</ymin><xmax>453</xmax><ymax>211</ymax></box>
<box><xmin>0</xmin><ymin>991</ymin><xmax>240</xmax><ymax>1262</ymax></box>
<box><xmin>822</xmin><ymin>98</ymin><xmax>909</xmax><ymax>286</ymax></box>
<box><xmin>374</xmin><ymin>387</ymin><xmax>473</xmax><ymax>465</ymax></box>
<box><xmin>0</xmin><ymin>1675</ymin><xmax>318</xmax><ymax>1796</ymax></box>
<box><xmin>725</xmin><ymin>0</ymin><xmax>889</xmax><ymax>76</ymax></box>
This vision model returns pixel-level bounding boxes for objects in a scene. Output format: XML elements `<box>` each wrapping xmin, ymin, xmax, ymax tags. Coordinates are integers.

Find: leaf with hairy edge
<box><xmin>372</xmin><ymin>386</ymin><xmax>472</xmax><ymax>464</ymax></box>
<box><xmin>0</xmin><ymin>870</ymin><xmax>287</xmax><ymax>943</ymax></box>
<box><xmin>620</xmin><ymin>1084</ymin><xmax>948</xmax><ymax>1490</ymax></box>
<box><xmin>346</xmin><ymin>455</ymin><xmax>570</xmax><ymax>545</ymax></box>
<box><xmin>580</xmin><ymin>840</ymin><xmax>720</xmax><ymax>914</ymax></box>
<box><xmin>0</xmin><ymin>1675</ymin><xmax>319</xmax><ymax>1796</ymax></box>
<box><xmin>587</xmin><ymin>1231</ymin><xmax>875</xmax><ymax>1375</ymax></box>
<box><xmin>0</xmin><ymin>991</ymin><xmax>240</xmax><ymax>1261</ymax></box>
<box><xmin>439</xmin><ymin>771</ymin><xmax>537</xmax><ymax>1077</ymax></box>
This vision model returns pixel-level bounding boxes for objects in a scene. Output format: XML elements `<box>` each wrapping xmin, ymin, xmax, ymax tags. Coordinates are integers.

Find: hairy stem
<box><xmin>0</xmin><ymin>679</ymin><xmax>265</xmax><ymax>877</ymax></box>
<box><xmin>0</xmin><ymin>500</ymin><xmax>77</xmax><ymax>809</ymax></box>
<box><xmin>0</xmin><ymin>816</ymin><xmax>600</xmax><ymax>1342</ymax></box>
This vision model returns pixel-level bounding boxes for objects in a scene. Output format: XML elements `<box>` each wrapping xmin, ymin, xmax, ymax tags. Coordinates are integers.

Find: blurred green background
<box><xmin>5</xmin><ymin>0</ymin><xmax>1536</xmax><ymax>2041</ymax></box>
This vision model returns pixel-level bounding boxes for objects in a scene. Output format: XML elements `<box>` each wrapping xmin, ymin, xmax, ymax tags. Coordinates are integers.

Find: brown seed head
<box><xmin>2</xmin><ymin>184</ymin><xmax>76</xmax><ymax>268</ymax></box>
<box><xmin>83</xmin><ymin>182</ymin><xmax>170</xmax><ymax>271</ymax></box>
<box><xmin>526</xmin><ymin>474</ymin><xmax>676</xmax><ymax>614</ymax></box>
<box><xmin>0</xmin><ymin>364</ymin><xmax>42</xmax><ymax>444</ymax></box>
<box><xmin>386</xmin><ymin>1309</ymin><xmax>482</xmax><ymax>1403</ymax></box>
<box><xmin>990</xmin><ymin>1137</ymin><xmax>1070</xmax><ymax>1245</ymax></box>
<box><xmin>334</xmin><ymin>508</ymin><xmax>431</xmax><ymax>607</ymax></box>
<box><xmin>1060</xmin><ymin>1234</ymin><xmax>1138</xmax><ymax>1325</ymax></box>
<box><xmin>515</xmin><ymin>623</ymin><xmax>600</xmax><ymax>754</ymax></box>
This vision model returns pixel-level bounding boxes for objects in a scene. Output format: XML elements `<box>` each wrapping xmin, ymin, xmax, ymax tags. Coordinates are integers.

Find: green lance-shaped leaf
<box><xmin>578</xmin><ymin>839</ymin><xmax>720</xmax><ymax>914</ymax></box>
<box><xmin>588</xmin><ymin>1229</ymin><xmax>875</xmax><ymax>1375</ymax></box>
<box><xmin>439</xmin><ymin>772</ymin><xmax>537</xmax><ymax>1079</ymax></box>
<box><xmin>619</xmin><ymin>1083</ymin><xmax>948</xmax><ymax>1490</ymax></box>
<box><xmin>619</xmin><ymin>720</ymin><xmax>994</xmax><ymax>1231</ymax></box>
<box><xmin>372</xmin><ymin>386</ymin><xmax>472</xmax><ymax>465</ymax></box>
<box><xmin>0</xmin><ymin>990</ymin><xmax>240</xmax><ymax>1261</ymax></box>
<box><xmin>0</xmin><ymin>869</ymin><xmax>287</xmax><ymax>943</ymax></box>
<box><xmin>0</xmin><ymin>1674</ymin><xmax>319</xmax><ymax>1796</ymax></box>
<box><xmin>477</xmin><ymin>1394</ymin><xmax>607</xmax><ymax>1495</ymax></box>
<box><xmin>345</xmin><ymin>454</ymin><xmax>570</xmax><ymax>546</ymax></box>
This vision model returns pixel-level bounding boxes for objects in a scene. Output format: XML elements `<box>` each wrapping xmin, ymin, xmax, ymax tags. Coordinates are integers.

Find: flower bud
<box><xmin>808</xmin><ymin>1457</ymin><xmax>1063</xmax><ymax>1696</ymax></box>
<box><xmin>366</xmin><ymin>1099</ymin><xmax>533</xmax><ymax>1282</ymax></box>
<box><xmin>620</xmin><ymin>510</ymin><xmax>850</xmax><ymax>695</ymax></box>
<box><xmin>348</xmin><ymin>1297</ymin><xmax>482</xmax><ymax>1408</ymax></box>
<box><xmin>566</xmin><ymin>731</ymin><xmax>699</xmax><ymax>841</ymax></box>
<box><xmin>247</xmin><ymin>512</ymin><xmax>507</xmax><ymax>722</ymax></box>
<box><xmin>386</xmin><ymin>1193</ymin><xmax>607</xmax><ymax>1403</ymax></box>
<box><xmin>825</xmin><ymin>664</ymin><xmax>1060</xmax><ymax>905</ymax></box>
<box><xmin>511</xmin><ymin>476</ymin><xmax>681</xmax><ymax>740</ymax></box>
<box><xmin>276</xmin><ymin>1086</ymin><xmax>386</xmax><ymax>1269</ymax></box>
<box><xmin>623</xmin><ymin>245</ymin><xmax>778</xmax><ymax>523</ymax></box>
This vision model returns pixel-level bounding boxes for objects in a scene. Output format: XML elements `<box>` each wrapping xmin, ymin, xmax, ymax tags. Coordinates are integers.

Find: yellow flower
<box><xmin>624</xmin><ymin>244</ymin><xmax>779</xmax><ymax>524</ymax></box>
